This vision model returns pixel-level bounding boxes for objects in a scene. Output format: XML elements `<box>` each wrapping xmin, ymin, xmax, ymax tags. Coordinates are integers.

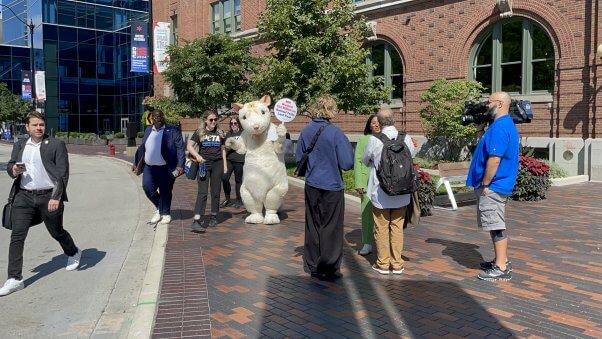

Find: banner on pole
<box><xmin>131</xmin><ymin>20</ymin><xmax>149</xmax><ymax>73</ymax></box>
<box><xmin>153</xmin><ymin>21</ymin><xmax>171</xmax><ymax>73</ymax></box>
<box><xmin>22</xmin><ymin>70</ymin><xmax>32</xmax><ymax>100</ymax></box>
<box><xmin>35</xmin><ymin>71</ymin><xmax>46</xmax><ymax>101</ymax></box>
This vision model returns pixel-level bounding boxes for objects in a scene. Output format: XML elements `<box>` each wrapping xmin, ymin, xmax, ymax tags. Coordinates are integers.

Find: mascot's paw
<box><xmin>225</xmin><ymin>137</ymin><xmax>236</xmax><ymax>149</ymax></box>
<box><xmin>276</xmin><ymin>124</ymin><xmax>287</xmax><ymax>138</ymax></box>
<box><xmin>264</xmin><ymin>213</ymin><xmax>280</xmax><ymax>225</ymax></box>
<box><xmin>245</xmin><ymin>213</ymin><xmax>265</xmax><ymax>224</ymax></box>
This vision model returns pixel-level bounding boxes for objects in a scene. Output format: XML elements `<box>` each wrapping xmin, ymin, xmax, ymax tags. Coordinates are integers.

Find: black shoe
<box><xmin>191</xmin><ymin>219</ymin><xmax>207</xmax><ymax>233</ymax></box>
<box><xmin>219</xmin><ymin>200</ymin><xmax>232</xmax><ymax>208</ymax></box>
<box><xmin>480</xmin><ymin>259</ymin><xmax>512</xmax><ymax>272</ymax></box>
<box><xmin>207</xmin><ymin>216</ymin><xmax>218</xmax><ymax>228</ymax></box>
<box><xmin>231</xmin><ymin>199</ymin><xmax>242</xmax><ymax>208</ymax></box>
<box><xmin>318</xmin><ymin>272</ymin><xmax>342</xmax><ymax>281</ymax></box>
<box><xmin>477</xmin><ymin>265</ymin><xmax>512</xmax><ymax>281</ymax></box>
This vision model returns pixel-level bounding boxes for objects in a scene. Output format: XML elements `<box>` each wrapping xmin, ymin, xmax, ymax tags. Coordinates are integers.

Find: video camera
<box><xmin>460</xmin><ymin>99</ymin><xmax>533</xmax><ymax>126</ymax></box>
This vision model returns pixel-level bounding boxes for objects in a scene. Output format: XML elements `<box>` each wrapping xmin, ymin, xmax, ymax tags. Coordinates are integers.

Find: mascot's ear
<box><xmin>232</xmin><ymin>103</ymin><xmax>244</xmax><ymax>112</ymax></box>
<box><xmin>259</xmin><ymin>95</ymin><xmax>271</xmax><ymax>106</ymax></box>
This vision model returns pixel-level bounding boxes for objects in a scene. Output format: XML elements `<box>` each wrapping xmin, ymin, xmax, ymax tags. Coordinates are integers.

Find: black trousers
<box><xmin>304</xmin><ymin>184</ymin><xmax>345</xmax><ymax>276</ymax></box>
<box><xmin>222</xmin><ymin>161</ymin><xmax>244</xmax><ymax>201</ymax></box>
<box><xmin>9</xmin><ymin>190</ymin><xmax>78</xmax><ymax>280</ymax></box>
<box><xmin>194</xmin><ymin>159</ymin><xmax>224</xmax><ymax>216</ymax></box>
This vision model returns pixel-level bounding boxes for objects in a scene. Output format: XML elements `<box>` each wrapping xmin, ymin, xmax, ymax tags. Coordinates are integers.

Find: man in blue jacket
<box><xmin>467</xmin><ymin>92</ymin><xmax>519</xmax><ymax>282</ymax></box>
<box><xmin>296</xmin><ymin>95</ymin><xmax>354</xmax><ymax>280</ymax></box>
<box><xmin>133</xmin><ymin>110</ymin><xmax>185</xmax><ymax>224</ymax></box>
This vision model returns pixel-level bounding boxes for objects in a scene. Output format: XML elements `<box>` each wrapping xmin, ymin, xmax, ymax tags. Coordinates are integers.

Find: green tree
<box><xmin>143</xmin><ymin>96</ymin><xmax>191</xmax><ymax>125</ymax></box>
<box><xmin>0</xmin><ymin>82</ymin><xmax>33</xmax><ymax>128</ymax></box>
<box><xmin>248</xmin><ymin>0</ymin><xmax>390</xmax><ymax>114</ymax></box>
<box><xmin>162</xmin><ymin>34</ymin><xmax>259</xmax><ymax>116</ymax></box>
<box><xmin>418</xmin><ymin>79</ymin><xmax>484</xmax><ymax>161</ymax></box>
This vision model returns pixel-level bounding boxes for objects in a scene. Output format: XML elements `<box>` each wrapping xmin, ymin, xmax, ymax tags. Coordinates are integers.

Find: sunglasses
<box><xmin>207</xmin><ymin>118</ymin><xmax>217</xmax><ymax>122</ymax></box>
<box><xmin>230</xmin><ymin>121</ymin><xmax>238</xmax><ymax>125</ymax></box>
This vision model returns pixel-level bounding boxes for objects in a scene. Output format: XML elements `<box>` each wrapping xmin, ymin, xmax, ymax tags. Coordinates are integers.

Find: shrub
<box><xmin>55</xmin><ymin>132</ymin><xmax>67</xmax><ymax>138</ymax></box>
<box><xmin>114</xmin><ymin>132</ymin><xmax>125</xmax><ymax>138</ymax></box>
<box><xmin>512</xmin><ymin>156</ymin><xmax>551</xmax><ymax>201</ymax></box>
<box><xmin>99</xmin><ymin>134</ymin><xmax>107</xmax><ymax>140</ymax></box>
<box><xmin>413</xmin><ymin>157</ymin><xmax>436</xmax><ymax>170</ymax></box>
<box><xmin>541</xmin><ymin>159</ymin><xmax>569</xmax><ymax>179</ymax></box>
<box><xmin>137</xmin><ymin>131</ymin><xmax>145</xmax><ymax>138</ymax></box>
<box><xmin>418</xmin><ymin>79</ymin><xmax>484</xmax><ymax>161</ymax></box>
<box><xmin>415</xmin><ymin>165</ymin><xmax>436</xmax><ymax>216</ymax></box>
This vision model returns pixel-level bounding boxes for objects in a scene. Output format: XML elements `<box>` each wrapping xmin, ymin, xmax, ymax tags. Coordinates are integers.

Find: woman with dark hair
<box><xmin>220</xmin><ymin>116</ymin><xmax>245</xmax><ymax>208</ymax></box>
<box><xmin>355</xmin><ymin>114</ymin><xmax>380</xmax><ymax>255</ymax></box>
<box><xmin>187</xmin><ymin>110</ymin><xmax>227</xmax><ymax>233</ymax></box>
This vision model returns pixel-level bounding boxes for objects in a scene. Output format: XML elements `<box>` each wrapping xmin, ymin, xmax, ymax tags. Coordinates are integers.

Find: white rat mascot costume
<box><xmin>226</xmin><ymin>95</ymin><xmax>289</xmax><ymax>224</ymax></box>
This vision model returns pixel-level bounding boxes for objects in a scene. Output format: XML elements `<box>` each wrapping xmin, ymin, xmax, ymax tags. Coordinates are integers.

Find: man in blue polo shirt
<box><xmin>467</xmin><ymin>92</ymin><xmax>519</xmax><ymax>281</ymax></box>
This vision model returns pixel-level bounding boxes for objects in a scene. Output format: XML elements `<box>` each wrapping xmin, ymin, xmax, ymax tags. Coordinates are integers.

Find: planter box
<box><xmin>434</xmin><ymin>191</ymin><xmax>476</xmax><ymax>208</ymax></box>
<box><xmin>136</xmin><ymin>138</ymin><xmax>143</xmax><ymax>145</ymax></box>
<box><xmin>112</xmin><ymin>138</ymin><xmax>127</xmax><ymax>145</ymax></box>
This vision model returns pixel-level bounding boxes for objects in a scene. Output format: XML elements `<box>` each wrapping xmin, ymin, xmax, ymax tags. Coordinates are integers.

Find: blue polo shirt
<box><xmin>466</xmin><ymin>114</ymin><xmax>520</xmax><ymax>195</ymax></box>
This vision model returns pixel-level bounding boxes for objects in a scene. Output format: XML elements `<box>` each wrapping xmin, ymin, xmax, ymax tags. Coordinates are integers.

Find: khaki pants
<box><xmin>372</xmin><ymin>205</ymin><xmax>407</xmax><ymax>271</ymax></box>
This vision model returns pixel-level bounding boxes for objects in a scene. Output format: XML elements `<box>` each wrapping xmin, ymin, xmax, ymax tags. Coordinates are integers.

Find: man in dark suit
<box><xmin>133</xmin><ymin>109</ymin><xmax>185</xmax><ymax>224</ymax></box>
<box><xmin>1</xmin><ymin>112</ymin><xmax>81</xmax><ymax>296</ymax></box>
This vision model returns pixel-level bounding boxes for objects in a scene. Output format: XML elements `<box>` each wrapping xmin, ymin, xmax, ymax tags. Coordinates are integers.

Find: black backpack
<box><xmin>374</xmin><ymin>133</ymin><xmax>419</xmax><ymax>196</ymax></box>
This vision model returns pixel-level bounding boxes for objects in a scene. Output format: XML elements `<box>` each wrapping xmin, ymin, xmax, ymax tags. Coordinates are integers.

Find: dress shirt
<box><xmin>20</xmin><ymin>138</ymin><xmax>55</xmax><ymax>190</ymax></box>
<box><xmin>144</xmin><ymin>126</ymin><xmax>167</xmax><ymax>166</ymax></box>
<box><xmin>362</xmin><ymin>126</ymin><xmax>415</xmax><ymax>209</ymax></box>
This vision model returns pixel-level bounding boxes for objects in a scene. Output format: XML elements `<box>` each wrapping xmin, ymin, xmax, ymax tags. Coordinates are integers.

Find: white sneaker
<box><xmin>160</xmin><ymin>215</ymin><xmax>171</xmax><ymax>224</ymax></box>
<box><xmin>372</xmin><ymin>265</ymin><xmax>390</xmax><ymax>275</ymax></box>
<box><xmin>391</xmin><ymin>266</ymin><xmax>405</xmax><ymax>275</ymax></box>
<box><xmin>0</xmin><ymin>278</ymin><xmax>24</xmax><ymax>296</ymax></box>
<box><xmin>150</xmin><ymin>210</ymin><xmax>162</xmax><ymax>223</ymax></box>
<box><xmin>359</xmin><ymin>244</ymin><xmax>372</xmax><ymax>256</ymax></box>
<box><xmin>66</xmin><ymin>249</ymin><xmax>82</xmax><ymax>271</ymax></box>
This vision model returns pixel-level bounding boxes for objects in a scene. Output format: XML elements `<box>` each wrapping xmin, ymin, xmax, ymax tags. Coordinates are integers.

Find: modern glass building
<box><xmin>0</xmin><ymin>0</ymin><xmax>150</xmax><ymax>133</ymax></box>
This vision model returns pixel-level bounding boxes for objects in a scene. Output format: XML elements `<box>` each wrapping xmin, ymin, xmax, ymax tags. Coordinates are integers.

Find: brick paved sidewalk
<box><xmin>59</xmin><ymin>145</ymin><xmax>602</xmax><ymax>338</ymax></box>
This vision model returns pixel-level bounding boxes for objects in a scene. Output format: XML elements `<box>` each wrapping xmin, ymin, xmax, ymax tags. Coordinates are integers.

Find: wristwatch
<box><xmin>481</xmin><ymin>184</ymin><xmax>489</xmax><ymax>188</ymax></box>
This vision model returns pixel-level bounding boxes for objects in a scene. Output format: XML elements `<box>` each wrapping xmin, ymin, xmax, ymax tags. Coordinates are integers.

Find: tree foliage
<box><xmin>162</xmin><ymin>34</ymin><xmax>259</xmax><ymax>116</ymax></box>
<box><xmin>418</xmin><ymin>79</ymin><xmax>484</xmax><ymax>141</ymax></box>
<box><xmin>143</xmin><ymin>96</ymin><xmax>191</xmax><ymax>125</ymax></box>
<box><xmin>248</xmin><ymin>0</ymin><xmax>390</xmax><ymax>114</ymax></box>
<box><xmin>0</xmin><ymin>82</ymin><xmax>33</xmax><ymax>125</ymax></box>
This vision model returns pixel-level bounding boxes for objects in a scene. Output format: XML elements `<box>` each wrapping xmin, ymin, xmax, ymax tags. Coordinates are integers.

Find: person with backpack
<box><xmin>362</xmin><ymin>107</ymin><xmax>416</xmax><ymax>275</ymax></box>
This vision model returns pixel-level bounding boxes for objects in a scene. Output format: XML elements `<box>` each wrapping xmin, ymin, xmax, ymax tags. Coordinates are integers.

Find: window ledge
<box><xmin>231</xmin><ymin>28</ymin><xmax>258</xmax><ymax>40</ymax></box>
<box><xmin>355</xmin><ymin>0</ymin><xmax>427</xmax><ymax>14</ymax></box>
<box><xmin>514</xmin><ymin>94</ymin><xmax>553</xmax><ymax>103</ymax></box>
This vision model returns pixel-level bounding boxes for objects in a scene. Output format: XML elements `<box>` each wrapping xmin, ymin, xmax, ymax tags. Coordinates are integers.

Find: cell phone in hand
<box><xmin>16</xmin><ymin>162</ymin><xmax>26</xmax><ymax>171</ymax></box>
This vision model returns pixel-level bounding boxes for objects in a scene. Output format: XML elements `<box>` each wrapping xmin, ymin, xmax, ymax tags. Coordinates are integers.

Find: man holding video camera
<box><xmin>466</xmin><ymin>92</ymin><xmax>519</xmax><ymax>282</ymax></box>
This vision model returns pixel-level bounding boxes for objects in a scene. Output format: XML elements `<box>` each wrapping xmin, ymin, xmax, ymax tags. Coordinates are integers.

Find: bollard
<box><xmin>108</xmin><ymin>143</ymin><xmax>115</xmax><ymax>157</ymax></box>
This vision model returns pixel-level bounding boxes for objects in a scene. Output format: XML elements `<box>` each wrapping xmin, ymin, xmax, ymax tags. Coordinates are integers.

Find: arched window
<box><xmin>470</xmin><ymin>19</ymin><xmax>554</xmax><ymax>94</ymax></box>
<box><xmin>366</xmin><ymin>42</ymin><xmax>403</xmax><ymax>100</ymax></box>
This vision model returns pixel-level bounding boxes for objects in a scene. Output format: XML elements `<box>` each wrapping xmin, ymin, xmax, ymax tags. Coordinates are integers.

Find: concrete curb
<box><xmin>287</xmin><ymin>176</ymin><xmax>361</xmax><ymax>207</ymax></box>
<box><xmin>551</xmin><ymin>175</ymin><xmax>589</xmax><ymax>186</ymax></box>
<box><xmin>98</xmin><ymin>155</ymin><xmax>166</xmax><ymax>339</ymax></box>
<box><xmin>127</xmin><ymin>222</ymin><xmax>168</xmax><ymax>339</ymax></box>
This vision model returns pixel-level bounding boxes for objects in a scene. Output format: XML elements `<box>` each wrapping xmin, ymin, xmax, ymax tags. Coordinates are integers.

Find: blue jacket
<box><xmin>296</xmin><ymin>119</ymin><xmax>354</xmax><ymax>191</ymax></box>
<box><xmin>134</xmin><ymin>124</ymin><xmax>186</xmax><ymax>172</ymax></box>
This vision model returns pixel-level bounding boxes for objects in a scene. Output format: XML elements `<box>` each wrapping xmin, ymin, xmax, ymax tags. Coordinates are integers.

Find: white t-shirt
<box><xmin>144</xmin><ymin>126</ymin><xmax>167</xmax><ymax>166</ymax></box>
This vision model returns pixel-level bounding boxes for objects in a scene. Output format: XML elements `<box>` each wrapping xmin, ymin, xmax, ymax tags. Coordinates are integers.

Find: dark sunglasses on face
<box><xmin>230</xmin><ymin>121</ymin><xmax>238</xmax><ymax>125</ymax></box>
<box><xmin>208</xmin><ymin>118</ymin><xmax>217</xmax><ymax>122</ymax></box>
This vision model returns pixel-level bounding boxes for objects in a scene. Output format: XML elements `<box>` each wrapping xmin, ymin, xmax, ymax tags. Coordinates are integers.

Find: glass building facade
<box><xmin>1</xmin><ymin>0</ymin><xmax>150</xmax><ymax>133</ymax></box>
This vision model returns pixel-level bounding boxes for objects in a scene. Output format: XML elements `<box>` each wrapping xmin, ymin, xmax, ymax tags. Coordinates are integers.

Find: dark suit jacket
<box><xmin>6</xmin><ymin>135</ymin><xmax>70</xmax><ymax>202</ymax></box>
<box><xmin>134</xmin><ymin>124</ymin><xmax>185</xmax><ymax>172</ymax></box>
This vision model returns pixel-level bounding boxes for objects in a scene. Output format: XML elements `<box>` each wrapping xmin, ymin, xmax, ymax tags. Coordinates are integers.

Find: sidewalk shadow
<box><xmin>257</xmin><ymin>253</ymin><xmax>512</xmax><ymax>337</ymax></box>
<box><xmin>425</xmin><ymin>238</ymin><xmax>484</xmax><ymax>269</ymax></box>
<box><xmin>344</xmin><ymin>229</ymin><xmax>410</xmax><ymax>266</ymax></box>
<box><xmin>24</xmin><ymin>248</ymin><xmax>106</xmax><ymax>286</ymax></box>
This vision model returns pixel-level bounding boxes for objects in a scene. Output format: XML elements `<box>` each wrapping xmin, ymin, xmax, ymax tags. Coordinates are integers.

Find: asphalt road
<box><xmin>0</xmin><ymin>143</ymin><xmax>156</xmax><ymax>338</ymax></box>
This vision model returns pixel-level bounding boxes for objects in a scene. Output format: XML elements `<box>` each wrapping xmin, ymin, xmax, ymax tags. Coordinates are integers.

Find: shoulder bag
<box><xmin>294</xmin><ymin>122</ymin><xmax>330</xmax><ymax>177</ymax></box>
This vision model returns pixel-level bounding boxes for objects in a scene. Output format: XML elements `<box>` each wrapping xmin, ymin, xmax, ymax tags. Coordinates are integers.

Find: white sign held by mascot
<box><xmin>226</xmin><ymin>95</ymin><xmax>289</xmax><ymax>224</ymax></box>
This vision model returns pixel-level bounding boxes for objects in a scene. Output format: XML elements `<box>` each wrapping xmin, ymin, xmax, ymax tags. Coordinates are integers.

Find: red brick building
<box><xmin>153</xmin><ymin>0</ymin><xmax>602</xmax><ymax>177</ymax></box>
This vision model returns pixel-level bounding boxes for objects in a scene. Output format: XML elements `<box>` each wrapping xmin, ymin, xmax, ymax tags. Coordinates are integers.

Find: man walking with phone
<box><xmin>1</xmin><ymin>112</ymin><xmax>81</xmax><ymax>296</ymax></box>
